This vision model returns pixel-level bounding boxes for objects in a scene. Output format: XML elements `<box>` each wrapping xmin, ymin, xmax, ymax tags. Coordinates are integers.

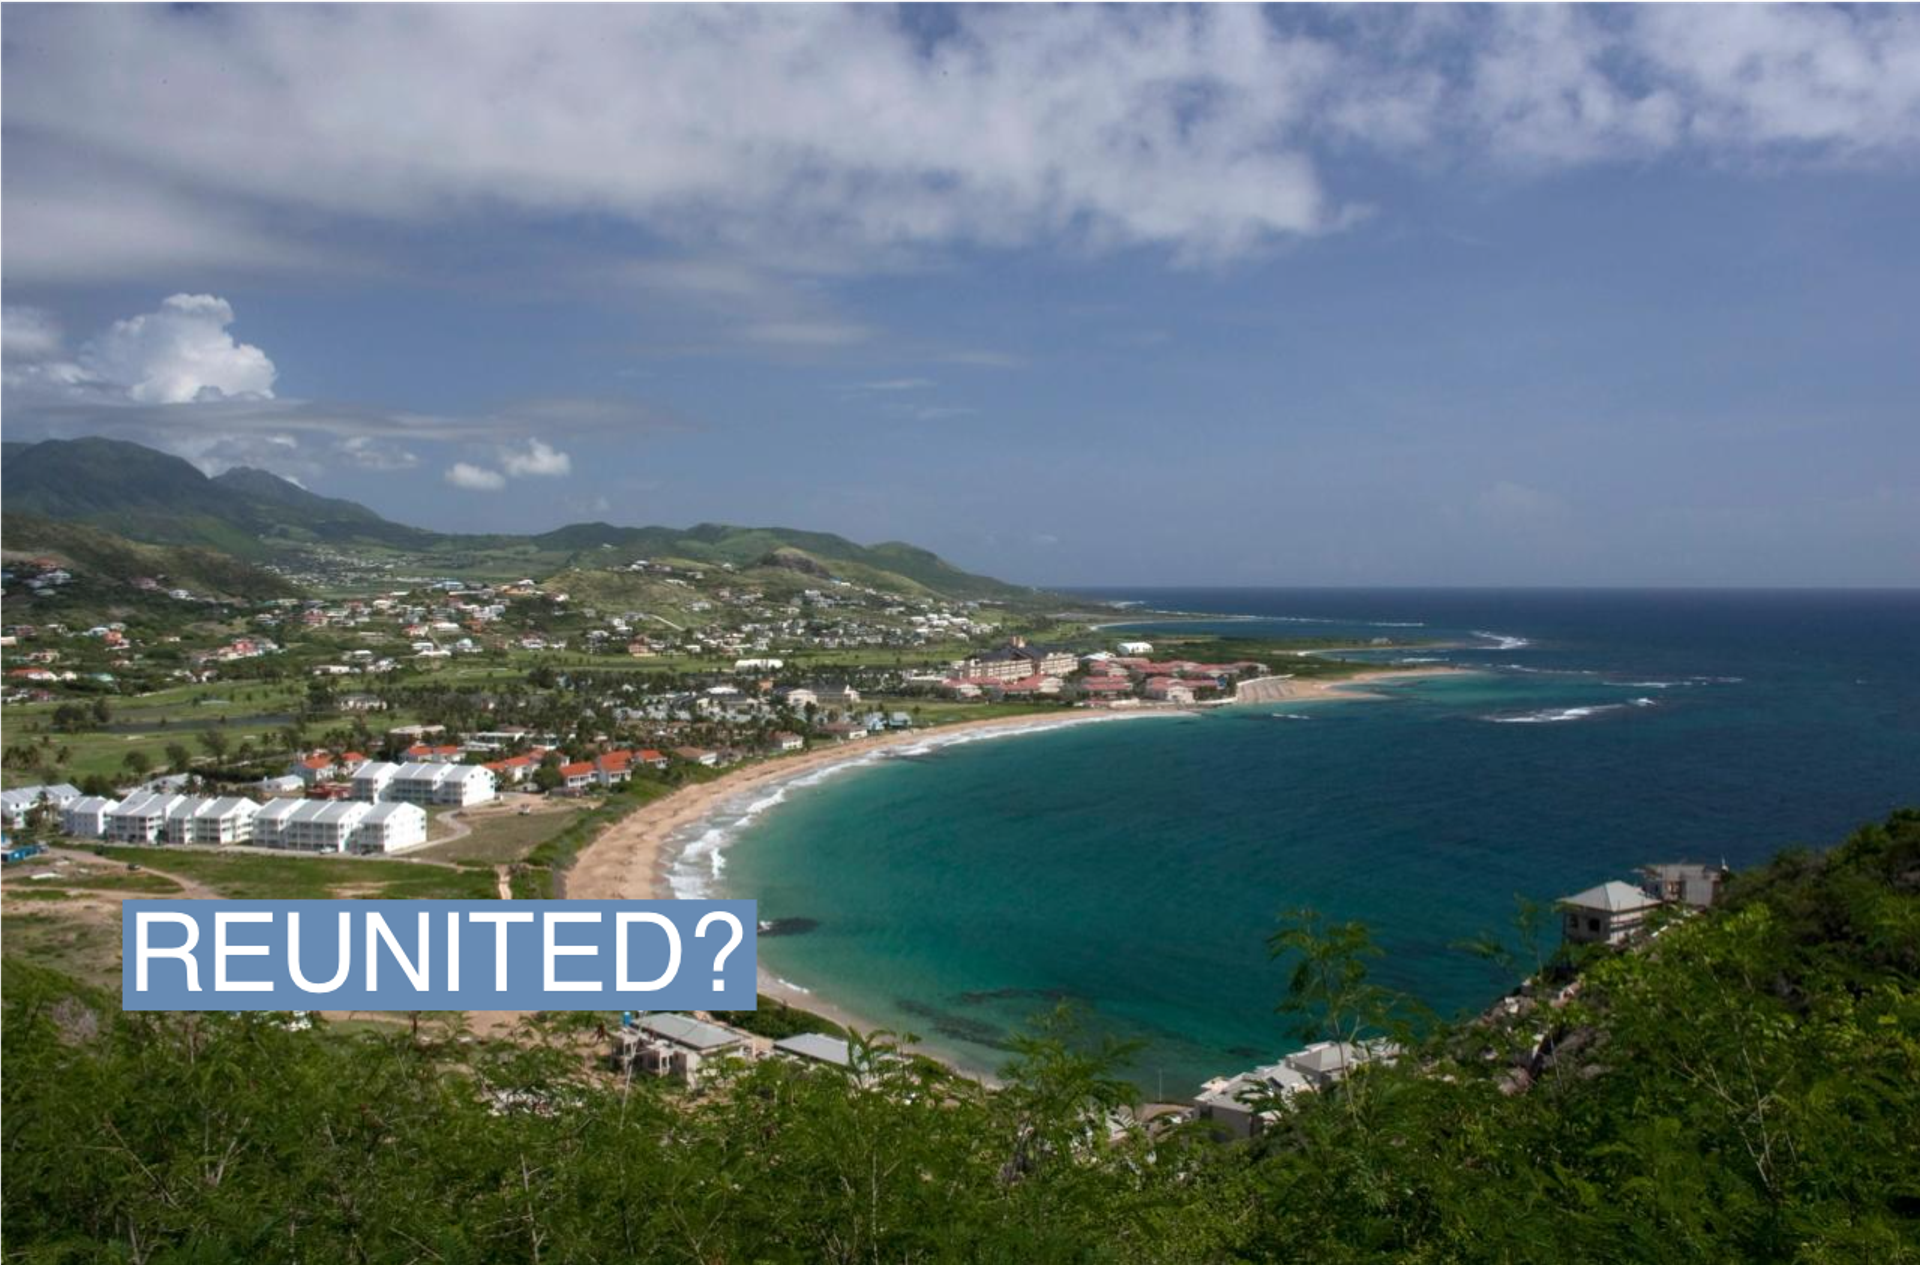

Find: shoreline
<box><xmin>564</xmin><ymin>666</ymin><xmax>1466</xmax><ymax>1070</ymax></box>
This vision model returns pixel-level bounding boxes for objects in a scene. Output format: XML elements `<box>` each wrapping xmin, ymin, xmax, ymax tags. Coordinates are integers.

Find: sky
<box><xmin>3</xmin><ymin>3</ymin><xmax>1917</xmax><ymax>587</ymax></box>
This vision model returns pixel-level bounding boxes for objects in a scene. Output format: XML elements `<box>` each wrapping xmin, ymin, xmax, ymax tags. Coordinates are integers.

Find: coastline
<box><xmin>563</xmin><ymin>665</ymin><xmax>1465</xmax><ymax>1064</ymax></box>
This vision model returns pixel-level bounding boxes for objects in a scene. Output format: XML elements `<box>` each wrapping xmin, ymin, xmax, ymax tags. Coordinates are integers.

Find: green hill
<box><xmin>0</xmin><ymin>511</ymin><xmax>301</xmax><ymax>601</ymax></box>
<box><xmin>2</xmin><ymin>436</ymin><xmax>1041</xmax><ymax>602</ymax></box>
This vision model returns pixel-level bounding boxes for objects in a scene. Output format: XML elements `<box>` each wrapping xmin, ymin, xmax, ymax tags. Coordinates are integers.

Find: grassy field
<box><xmin>4</xmin><ymin>867</ymin><xmax>185</xmax><ymax>896</ymax></box>
<box><xmin>0</xmin><ymin>912</ymin><xmax>122</xmax><ymax>990</ymax></box>
<box><xmin>92</xmin><ymin>846</ymin><xmax>496</xmax><ymax>900</ymax></box>
<box><xmin>416</xmin><ymin>803</ymin><xmax>585</xmax><ymax>865</ymax></box>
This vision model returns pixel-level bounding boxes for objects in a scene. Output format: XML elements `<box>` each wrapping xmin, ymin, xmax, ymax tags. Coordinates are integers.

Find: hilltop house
<box><xmin>1196</xmin><ymin>1041</ymin><xmax>1396</xmax><ymax>1139</ymax></box>
<box><xmin>1558</xmin><ymin>880</ymin><xmax>1665</xmax><ymax>946</ymax></box>
<box><xmin>1637</xmin><ymin>861</ymin><xmax>1727</xmax><ymax>909</ymax></box>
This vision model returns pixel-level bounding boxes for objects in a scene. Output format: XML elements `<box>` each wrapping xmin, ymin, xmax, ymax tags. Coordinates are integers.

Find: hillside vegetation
<box><xmin>1</xmin><ymin>511</ymin><xmax>301</xmax><ymax>602</ymax></box>
<box><xmin>3</xmin><ymin>436</ymin><xmax>1043</xmax><ymax>602</ymax></box>
<box><xmin>4</xmin><ymin>810</ymin><xmax>1915</xmax><ymax>1261</ymax></box>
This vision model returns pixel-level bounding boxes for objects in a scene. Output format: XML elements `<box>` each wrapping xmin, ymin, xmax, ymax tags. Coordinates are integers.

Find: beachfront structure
<box><xmin>351</xmin><ymin>802</ymin><xmax>428</xmax><ymax>854</ymax></box>
<box><xmin>674</xmin><ymin>747</ymin><xmax>720</xmax><ymax>767</ymax></box>
<box><xmin>1142</xmin><ymin>677</ymin><xmax>1196</xmax><ymax>704</ymax></box>
<box><xmin>952</xmin><ymin>637</ymin><xmax>1079</xmax><ymax>682</ymax></box>
<box><xmin>1559</xmin><ymin>880</ymin><xmax>1664</xmax><ymax>946</ymax></box>
<box><xmin>773</xmin><ymin>1033</ymin><xmax>854</xmax><ymax>1069</ymax></box>
<box><xmin>768</xmin><ymin>732</ymin><xmax>805</xmax><ymax>753</ymax></box>
<box><xmin>253</xmin><ymin>799</ymin><xmax>371</xmax><ymax>852</ymax></box>
<box><xmin>1195</xmin><ymin>1041</ymin><xmax>1395</xmax><ymax>1139</ymax></box>
<box><xmin>611</xmin><ymin>1014</ymin><xmax>750</xmax><ymax>1090</ymax></box>
<box><xmin>61</xmin><ymin>795</ymin><xmax>119</xmax><ymax>838</ymax></box>
<box><xmin>1</xmin><ymin>783</ymin><xmax>82</xmax><ymax>827</ymax></box>
<box><xmin>1637</xmin><ymin>861</ymin><xmax>1726</xmax><ymax>909</ymax></box>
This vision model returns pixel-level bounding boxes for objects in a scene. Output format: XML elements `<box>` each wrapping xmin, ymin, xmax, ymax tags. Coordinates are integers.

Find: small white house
<box><xmin>1559</xmin><ymin>880</ymin><xmax>1665</xmax><ymax>946</ymax></box>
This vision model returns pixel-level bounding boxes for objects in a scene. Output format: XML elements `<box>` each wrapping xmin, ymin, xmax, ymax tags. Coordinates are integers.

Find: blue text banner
<box><xmin>122</xmin><ymin>899</ymin><xmax>758</xmax><ymax>1011</ymax></box>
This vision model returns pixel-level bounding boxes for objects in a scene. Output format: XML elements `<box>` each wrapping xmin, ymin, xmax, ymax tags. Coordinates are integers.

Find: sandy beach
<box><xmin>564</xmin><ymin>666</ymin><xmax>1462</xmax><ymax>1035</ymax></box>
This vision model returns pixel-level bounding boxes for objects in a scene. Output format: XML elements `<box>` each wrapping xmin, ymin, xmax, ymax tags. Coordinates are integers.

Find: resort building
<box><xmin>61</xmin><ymin>796</ymin><xmax>120</xmax><ymax>838</ymax></box>
<box><xmin>951</xmin><ymin>637</ymin><xmax>1079</xmax><ymax>682</ymax></box>
<box><xmin>1142</xmin><ymin>677</ymin><xmax>1196</xmax><ymax>704</ymax></box>
<box><xmin>106</xmin><ymin>793</ymin><xmax>185</xmax><ymax>843</ymax></box>
<box><xmin>774</xmin><ymin>687</ymin><xmax>818</xmax><ymax>712</ymax></box>
<box><xmin>352</xmin><ymin>801</ymin><xmax>428</xmax><ymax>854</ymax></box>
<box><xmin>376</xmin><ymin>762</ymin><xmax>495</xmax><ymax>807</ymax></box>
<box><xmin>350</xmin><ymin>761</ymin><xmax>400</xmax><ymax>801</ymax></box>
<box><xmin>1558</xmin><ymin>880</ymin><xmax>1665</xmax><ymax>946</ymax></box>
<box><xmin>253</xmin><ymin>799</ymin><xmax>371</xmax><ymax>852</ymax></box>
<box><xmin>768</xmin><ymin>732</ymin><xmax>805</xmax><ymax>753</ymax></box>
<box><xmin>187</xmin><ymin>797</ymin><xmax>261</xmax><ymax>846</ymax></box>
<box><xmin>812</xmin><ymin>684</ymin><xmax>862</xmax><ymax>713</ymax></box>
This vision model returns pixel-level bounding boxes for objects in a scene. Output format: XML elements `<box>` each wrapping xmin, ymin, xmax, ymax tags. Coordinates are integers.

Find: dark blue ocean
<box><xmin>719</xmin><ymin>589</ymin><xmax>1919</xmax><ymax>1094</ymax></box>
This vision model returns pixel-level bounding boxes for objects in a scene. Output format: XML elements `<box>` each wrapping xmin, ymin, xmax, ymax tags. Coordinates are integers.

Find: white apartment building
<box><xmin>61</xmin><ymin>795</ymin><xmax>119</xmax><ymax>839</ymax></box>
<box><xmin>1</xmin><ymin>783</ymin><xmax>82</xmax><ymax>828</ymax></box>
<box><xmin>389</xmin><ymin>761</ymin><xmax>495</xmax><ymax>807</ymax></box>
<box><xmin>350</xmin><ymin>761</ymin><xmax>400</xmax><ymax>801</ymax></box>
<box><xmin>106</xmin><ymin>792</ymin><xmax>185</xmax><ymax>843</ymax></box>
<box><xmin>351</xmin><ymin>801</ymin><xmax>428</xmax><ymax>854</ymax></box>
<box><xmin>253</xmin><ymin>799</ymin><xmax>371</xmax><ymax>852</ymax></box>
<box><xmin>189</xmin><ymin>797</ymin><xmax>261</xmax><ymax>845</ymax></box>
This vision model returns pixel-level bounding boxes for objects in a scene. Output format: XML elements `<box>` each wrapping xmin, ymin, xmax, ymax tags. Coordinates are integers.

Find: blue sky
<box><xmin>3</xmin><ymin>4</ymin><xmax>1916</xmax><ymax>586</ymax></box>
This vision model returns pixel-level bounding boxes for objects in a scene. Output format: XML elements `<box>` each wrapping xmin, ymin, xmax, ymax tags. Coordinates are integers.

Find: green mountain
<box><xmin>2</xmin><ymin>436</ymin><xmax>1039</xmax><ymax>602</ymax></box>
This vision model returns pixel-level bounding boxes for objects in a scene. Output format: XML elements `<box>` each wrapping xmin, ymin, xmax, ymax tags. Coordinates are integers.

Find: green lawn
<box><xmin>415</xmin><ymin>805</ymin><xmax>584</xmax><ymax>865</ymax></box>
<box><xmin>93</xmin><ymin>846</ymin><xmax>496</xmax><ymax>901</ymax></box>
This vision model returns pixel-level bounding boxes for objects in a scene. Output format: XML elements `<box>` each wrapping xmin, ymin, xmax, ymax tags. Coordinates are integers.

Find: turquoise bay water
<box><xmin>716</xmin><ymin>590</ymin><xmax>1919</xmax><ymax>1093</ymax></box>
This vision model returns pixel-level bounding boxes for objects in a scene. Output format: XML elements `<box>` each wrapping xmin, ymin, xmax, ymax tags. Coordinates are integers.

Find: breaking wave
<box><xmin>1481</xmin><ymin>698</ymin><xmax>1656</xmax><ymax>724</ymax></box>
<box><xmin>666</xmin><ymin>713</ymin><xmax>1174</xmax><ymax>898</ymax></box>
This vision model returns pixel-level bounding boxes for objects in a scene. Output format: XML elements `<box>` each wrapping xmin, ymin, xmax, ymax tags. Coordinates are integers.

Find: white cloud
<box><xmin>77</xmin><ymin>294</ymin><xmax>277</xmax><ymax>404</ymax></box>
<box><xmin>499</xmin><ymin>438</ymin><xmax>572</xmax><ymax>478</ymax></box>
<box><xmin>341</xmin><ymin>436</ymin><xmax>420</xmax><ymax>472</ymax></box>
<box><xmin>848</xmin><ymin>378</ymin><xmax>934</xmax><ymax>393</ymax></box>
<box><xmin>2</xmin><ymin>307</ymin><xmax>65</xmax><ymax>361</ymax></box>
<box><xmin>444</xmin><ymin>462</ymin><xmax>507</xmax><ymax>492</ymax></box>
<box><xmin>4</xmin><ymin>6</ymin><xmax>1914</xmax><ymax>289</ymax></box>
